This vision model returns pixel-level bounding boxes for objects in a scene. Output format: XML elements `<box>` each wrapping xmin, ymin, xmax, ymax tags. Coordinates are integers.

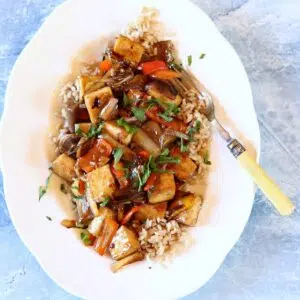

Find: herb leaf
<box><xmin>46</xmin><ymin>216</ymin><xmax>52</xmax><ymax>221</ymax></box>
<box><xmin>113</xmin><ymin>147</ymin><xmax>124</xmax><ymax>164</ymax></box>
<box><xmin>179</xmin><ymin>138</ymin><xmax>189</xmax><ymax>152</ymax></box>
<box><xmin>75</xmin><ymin>124</ymin><xmax>83</xmax><ymax>136</ymax></box>
<box><xmin>100</xmin><ymin>197</ymin><xmax>110</xmax><ymax>207</ymax></box>
<box><xmin>169</xmin><ymin>61</ymin><xmax>183</xmax><ymax>71</ymax></box>
<box><xmin>123</xmin><ymin>93</ymin><xmax>131</xmax><ymax>107</ymax></box>
<box><xmin>39</xmin><ymin>172</ymin><xmax>52</xmax><ymax>201</ymax></box>
<box><xmin>158</xmin><ymin>112</ymin><xmax>173</xmax><ymax>122</ymax></box>
<box><xmin>203</xmin><ymin>151</ymin><xmax>212</xmax><ymax>165</ymax></box>
<box><xmin>188</xmin><ymin>120</ymin><xmax>201</xmax><ymax>141</ymax></box>
<box><xmin>199</xmin><ymin>53</ymin><xmax>206</xmax><ymax>59</ymax></box>
<box><xmin>132</xmin><ymin>107</ymin><xmax>146</xmax><ymax>121</ymax></box>
<box><xmin>117</xmin><ymin>118</ymin><xmax>138</xmax><ymax>134</ymax></box>
<box><xmin>80</xmin><ymin>232</ymin><xmax>93</xmax><ymax>246</ymax></box>
<box><xmin>87</xmin><ymin>122</ymin><xmax>104</xmax><ymax>138</ymax></box>
<box><xmin>187</xmin><ymin>55</ymin><xmax>192</xmax><ymax>66</ymax></box>
<box><xmin>157</xmin><ymin>150</ymin><xmax>181</xmax><ymax>164</ymax></box>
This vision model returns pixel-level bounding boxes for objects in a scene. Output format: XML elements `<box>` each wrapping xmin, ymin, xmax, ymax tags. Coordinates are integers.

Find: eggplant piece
<box><xmin>113</xmin><ymin>36</ymin><xmax>145</xmax><ymax>65</ymax></box>
<box><xmin>132</xmin><ymin>129</ymin><xmax>161</xmax><ymax>157</ymax></box>
<box><xmin>148</xmin><ymin>173</ymin><xmax>176</xmax><ymax>203</ymax></box>
<box><xmin>134</xmin><ymin>203</ymin><xmax>167</xmax><ymax>221</ymax></box>
<box><xmin>152</xmin><ymin>40</ymin><xmax>174</xmax><ymax>62</ymax></box>
<box><xmin>142</xmin><ymin>121</ymin><xmax>162</xmax><ymax>145</ymax></box>
<box><xmin>52</xmin><ymin>153</ymin><xmax>76</xmax><ymax>182</ymax></box>
<box><xmin>99</xmin><ymin>98</ymin><xmax>118</xmax><ymax>121</ymax></box>
<box><xmin>109</xmin><ymin>225</ymin><xmax>140</xmax><ymax>260</ymax></box>
<box><xmin>146</xmin><ymin>80</ymin><xmax>182</xmax><ymax>106</ymax></box>
<box><xmin>126</xmin><ymin>74</ymin><xmax>148</xmax><ymax>91</ymax></box>
<box><xmin>84</xmin><ymin>87</ymin><xmax>113</xmax><ymax>124</ymax></box>
<box><xmin>103</xmin><ymin>121</ymin><xmax>133</xmax><ymax>146</ymax></box>
<box><xmin>57</xmin><ymin>134</ymin><xmax>81</xmax><ymax>156</ymax></box>
<box><xmin>86</xmin><ymin>165</ymin><xmax>117</xmax><ymax>215</ymax></box>
<box><xmin>111</xmin><ymin>252</ymin><xmax>144</xmax><ymax>273</ymax></box>
<box><xmin>88</xmin><ymin>207</ymin><xmax>116</xmax><ymax>236</ymax></box>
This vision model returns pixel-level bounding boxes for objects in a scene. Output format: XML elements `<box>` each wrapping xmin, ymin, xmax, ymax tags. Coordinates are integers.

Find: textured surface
<box><xmin>0</xmin><ymin>0</ymin><xmax>299</xmax><ymax>299</ymax></box>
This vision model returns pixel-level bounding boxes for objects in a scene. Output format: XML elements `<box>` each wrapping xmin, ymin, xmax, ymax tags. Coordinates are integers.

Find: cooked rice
<box><xmin>124</xmin><ymin>7</ymin><xmax>161</xmax><ymax>49</ymax></box>
<box><xmin>59</xmin><ymin>79</ymin><xmax>80</xmax><ymax>104</ymax></box>
<box><xmin>138</xmin><ymin>218</ymin><xmax>182</xmax><ymax>259</ymax></box>
<box><xmin>179</xmin><ymin>90</ymin><xmax>212</xmax><ymax>174</ymax></box>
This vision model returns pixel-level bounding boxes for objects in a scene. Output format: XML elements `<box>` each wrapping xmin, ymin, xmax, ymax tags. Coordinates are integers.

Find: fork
<box><xmin>170</xmin><ymin>71</ymin><xmax>295</xmax><ymax>216</ymax></box>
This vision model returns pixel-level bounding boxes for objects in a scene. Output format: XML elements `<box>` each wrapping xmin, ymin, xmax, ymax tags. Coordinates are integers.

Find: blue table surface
<box><xmin>0</xmin><ymin>1</ymin><xmax>299</xmax><ymax>299</ymax></box>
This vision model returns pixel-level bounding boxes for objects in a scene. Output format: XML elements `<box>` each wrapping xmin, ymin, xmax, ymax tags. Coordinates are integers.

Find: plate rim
<box><xmin>0</xmin><ymin>0</ymin><xmax>261</xmax><ymax>298</ymax></box>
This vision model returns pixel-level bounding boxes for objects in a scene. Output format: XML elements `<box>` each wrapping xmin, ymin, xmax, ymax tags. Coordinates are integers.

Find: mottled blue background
<box><xmin>0</xmin><ymin>1</ymin><xmax>299</xmax><ymax>299</ymax></box>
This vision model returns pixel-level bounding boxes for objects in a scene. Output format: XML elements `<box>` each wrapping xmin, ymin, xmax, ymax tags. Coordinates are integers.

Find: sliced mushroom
<box><xmin>58</xmin><ymin>134</ymin><xmax>81</xmax><ymax>156</ymax></box>
<box><xmin>100</xmin><ymin>97</ymin><xmax>119</xmax><ymax>121</ymax></box>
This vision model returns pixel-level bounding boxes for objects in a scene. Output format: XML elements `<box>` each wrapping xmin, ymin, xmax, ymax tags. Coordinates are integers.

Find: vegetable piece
<box><xmin>99</xmin><ymin>60</ymin><xmax>112</xmax><ymax>72</ymax></box>
<box><xmin>203</xmin><ymin>150</ymin><xmax>212</xmax><ymax>165</ymax></box>
<box><xmin>116</xmin><ymin>118</ymin><xmax>138</xmax><ymax>134</ymax></box>
<box><xmin>39</xmin><ymin>173</ymin><xmax>52</xmax><ymax>201</ymax></box>
<box><xmin>111</xmin><ymin>162</ymin><xmax>129</xmax><ymax>189</ymax></box>
<box><xmin>146</xmin><ymin>81</ymin><xmax>182</xmax><ymax>106</ymax></box>
<box><xmin>199</xmin><ymin>53</ymin><xmax>206</xmax><ymax>59</ymax></box>
<box><xmin>109</xmin><ymin>226</ymin><xmax>140</xmax><ymax>260</ymax></box>
<box><xmin>170</xmin><ymin>194</ymin><xmax>203</xmax><ymax>226</ymax></box>
<box><xmin>61</xmin><ymin>219</ymin><xmax>76</xmax><ymax>229</ymax></box>
<box><xmin>99</xmin><ymin>98</ymin><xmax>118</xmax><ymax>121</ymax></box>
<box><xmin>151</xmin><ymin>69</ymin><xmax>181</xmax><ymax>80</ymax></box>
<box><xmin>94</xmin><ymin>219</ymin><xmax>119</xmax><ymax>255</ymax></box>
<box><xmin>146</xmin><ymin>106</ymin><xmax>187</xmax><ymax>132</ymax></box>
<box><xmin>148</xmin><ymin>173</ymin><xmax>176</xmax><ymax>203</ymax></box>
<box><xmin>101</xmin><ymin>133</ymin><xmax>136</xmax><ymax>161</ymax></box>
<box><xmin>140</xmin><ymin>60</ymin><xmax>168</xmax><ymax>75</ymax></box>
<box><xmin>113</xmin><ymin>35</ymin><xmax>145</xmax><ymax>65</ymax></box>
<box><xmin>103</xmin><ymin>121</ymin><xmax>134</xmax><ymax>145</ymax></box>
<box><xmin>77</xmin><ymin>139</ymin><xmax>112</xmax><ymax>173</ymax></box>
<box><xmin>75</xmin><ymin>123</ymin><xmax>92</xmax><ymax>135</ymax></box>
<box><xmin>81</xmin><ymin>231</ymin><xmax>96</xmax><ymax>246</ymax></box>
<box><xmin>52</xmin><ymin>154</ymin><xmax>76</xmax><ymax>182</ymax></box>
<box><xmin>188</xmin><ymin>120</ymin><xmax>201</xmax><ymax>141</ymax></box>
<box><xmin>134</xmin><ymin>202</ymin><xmax>167</xmax><ymax>221</ymax></box>
<box><xmin>137</xmin><ymin>150</ymin><xmax>150</xmax><ymax>159</ymax></box>
<box><xmin>84</xmin><ymin>87</ymin><xmax>113</xmax><ymax>124</ymax></box>
<box><xmin>131</xmin><ymin>129</ymin><xmax>161</xmax><ymax>157</ymax></box>
<box><xmin>88</xmin><ymin>207</ymin><xmax>116</xmax><ymax>236</ymax></box>
<box><xmin>78</xmin><ymin>75</ymin><xmax>105</xmax><ymax>101</ymax></box>
<box><xmin>131</xmin><ymin>107</ymin><xmax>146</xmax><ymax>121</ymax></box>
<box><xmin>126</xmin><ymin>74</ymin><xmax>148</xmax><ymax>90</ymax></box>
<box><xmin>121</xmin><ymin>206</ymin><xmax>141</xmax><ymax>225</ymax></box>
<box><xmin>86</xmin><ymin>165</ymin><xmax>117</xmax><ymax>215</ymax></box>
<box><xmin>168</xmin><ymin>153</ymin><xmax>197</xmax><ymax>180</ymax></box>
<box><xmin>144</xmin><ymin>173</ymin><xmax>157</xmax><ymax>191</ymax></box>
<box><xmin>111</xmin><ymin>251</ymin><xmax>144</xmax><ymax>273</ymax></box>
<box><xmin>142</xmin><ymin>121</ymin><xmax>162</xmax><ymax>145</ymax></box>
<box><xmin>187</xmin><ymin>55</ymin><xmax>192</xmax><ymax>66</ymax></box>
<box><xmin>152</xmin><ymin>41</ymin><xmax>174</xmax><ymax>62</ymax></box>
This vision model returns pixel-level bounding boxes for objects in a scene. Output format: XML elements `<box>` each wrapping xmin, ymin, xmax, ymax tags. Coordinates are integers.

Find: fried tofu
<box><xmin>103</xmin><ymin>121</ymin><xmax>133</xmax><ymax>145</ymax></box>
<box><xmin>148</xmin><ymin>173</ymin><xmax>176</xmax><ymax>203</ymax></box>
<box><xmin>52</xmin><ymin>154</ymin><xmax>76</xmax><ymax>182</ymax></box>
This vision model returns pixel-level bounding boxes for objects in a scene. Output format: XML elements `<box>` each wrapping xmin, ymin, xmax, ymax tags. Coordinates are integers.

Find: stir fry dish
<box><xmin>44</xmin><ymin>8</ymin><xmax>211</xmax><ymax>272</ymax></box>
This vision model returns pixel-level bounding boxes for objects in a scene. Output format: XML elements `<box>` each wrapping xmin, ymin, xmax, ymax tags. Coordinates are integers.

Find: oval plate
<box><xmin>0</xmin><ymin>0</ymin><xmax>260</xmax><ymax>299</ymax></box>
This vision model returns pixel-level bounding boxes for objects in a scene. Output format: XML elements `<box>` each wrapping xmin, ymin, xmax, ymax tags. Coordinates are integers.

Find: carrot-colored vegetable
<box><xmin>140</xmin><ymin>60</ymin><xmax>168</xmax><ymax>75</ymax></box>
<box><xmin>61</xmin><ymin>219</ymin><xmax>76</xmax><ymax>229</ymax></box>
<box><xmin>138</xmin><ymin>150</ymin><xmax>150</xmax><ymax>159</ymax></box>
<box><xmin>99</xmin><ymin>60</ymin><xmax>112</xmax><ymax>72</ymax></box>
<box><xmin>121</xmin><ymin>206</ymin><xmax>141</xmax><ymax>225</ymax></box>
<box><xmin>94</xmin><ymin>219</ymin><xmax>119</xmax><ymax>256</ymax></box>
<box><xmin>146</xmin><ymin>106</ymin><xmax>187</xmax><ymax>133</ymax></box>
<box><xmin>78</xmin><ymin>180</ymin><xmax>86</xmax><ymax>195</ymax></box>
<box><xmin>78</xmin><ymin>138</ymin><xmax>113</xmax><ymax>173</ymax></box>
<box><xmin>151</xmin><ymin>69</ymin><xmax>181</xmax><ymax>80</ymax></box>
<box><xmin>144</xmin><ymin>173</ymin><xmax>157</xmax><ymax>191</ymax></box>
<box><xmin>111</xmin><ymin>162</ymin><xmax>129</xmax><ymax>189</ymax></box>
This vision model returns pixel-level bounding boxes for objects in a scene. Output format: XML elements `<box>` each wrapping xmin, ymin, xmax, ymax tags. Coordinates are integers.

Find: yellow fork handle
<box><xmin>237</xmin><ymin>151</ymin><xmax>295</xmax><ymax>216</ymax></box>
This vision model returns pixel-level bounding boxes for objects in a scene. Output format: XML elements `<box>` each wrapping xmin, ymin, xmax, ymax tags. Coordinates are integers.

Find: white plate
<box><xmin>0</xmin><ymin>0</ymin><xmax>260</xmax><ymax>299</ymax></box>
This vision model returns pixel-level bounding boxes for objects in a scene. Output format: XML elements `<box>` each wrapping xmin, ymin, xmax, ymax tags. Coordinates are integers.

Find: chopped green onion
<box><xmin>187</xmin><ymin>55</ymin><xmax>192</xmax><ymax>66</ymax></box>
<box><xmin>199</xmin><ymin>53</ymin><xmax>206</xmax><ymax>59</ymax></box>
<box><xmin>203</xmin><ymin>151</ymin><xmax>212</xmax><ymax>165</ymax></box>
<box><xmin>117</xmin><ymin>118</ymin><xmax>138</xmax><ymax>134</ymax></box>
<box><xmin>132</xmin><ymin>107</ymin><xmax>146</xmax><ymax>121</ymax></box>
<box><xmin>113</xmin><ymin>148</ymin><xmax>124</xmax><ymax>165</ymax></box>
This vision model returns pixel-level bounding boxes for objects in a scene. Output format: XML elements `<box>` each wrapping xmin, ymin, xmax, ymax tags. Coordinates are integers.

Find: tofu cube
<box><xmin>172</xmin><ymin>155</ymin><xmax>197</xmax><ymax>180</ymax></box>
<box><xmin>148</xmin><ymin>173</ymin><xmax>176</xmax><ymax>203</ymax></box>
<box><xmin>109</xmin><ymin>226</ymin><xmax>140</xmax><ymax>260</ymax></box>
<box><xmin>85</xmin><ymin>87</ymin><xmax>113</xmax><ymax>124</ymax></box>
<box><xmin>113</xmin><ymin>36</ymin><xmax>145</xmax><ymax>65</ymax></box>
<box><xmin>103</xmin><ymin>121</ymin><xmax>133</xmax><ymax>145</ymax></box>
<box><xmin>88</xmin><ymin>207</ymin><xmax>116</xmax><ymax>236</ymax></box>
<box><xmin>86</xmin><ymin>165</ymin><xmax>116</xmax><ymax>203</ymax></box>
<box><xmin>52</xmin><ymin>154</ymin><xmax>76</xmax><ymax>182</ymax></box>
